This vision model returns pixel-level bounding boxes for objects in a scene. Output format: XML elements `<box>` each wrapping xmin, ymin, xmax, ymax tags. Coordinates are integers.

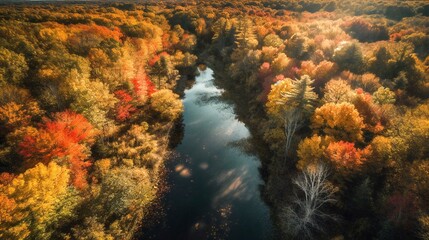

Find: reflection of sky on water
<box><xmin>156</xmin><ymin>68</ymin><xmax>272</xmax><ymax>240</ymax></box>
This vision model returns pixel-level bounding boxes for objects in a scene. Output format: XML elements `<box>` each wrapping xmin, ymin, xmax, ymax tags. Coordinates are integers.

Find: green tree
<box><xmin>285</xmin><ymin>34</ymin><xmax>314</xmax><ymax>60</ymax></box>
<box><xmin>150</xmin><ymin>55</ymin><xmax>179</xmax><ymax>89</ymax></box>
<box><xmin>0</xmin><ymin>47</ymin><xmax>28</xmax><ymax>86</ymax></box>
<box><xmin>333</xmin><ymin>42</ymin><xmax>365</xmax><ymax>74</ymax></box>
<box><xmin>263</xmin><ymin>33</ymin><xmax>283</xmax><ymax>48</ymax></box>
<box><xmin>150</xmin><ymin>89</ymin><xmax>183</xmax><ymax>122</ymax></box>
<box><xmin>70</xmin><ymin>77</ymin><xmax>117</xmax><ymax>130</ymax></box>
<box><xmin>373</xmin><ymin>87</ymin><xmax>396</xmax><ymax>105</ymax></box>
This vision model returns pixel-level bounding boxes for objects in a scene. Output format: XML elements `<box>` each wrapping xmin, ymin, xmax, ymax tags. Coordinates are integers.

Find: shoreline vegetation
<box><xmin>0</xmin><ymin>1</ymin><xmax>428</xmax><ymax>239</ymax></box>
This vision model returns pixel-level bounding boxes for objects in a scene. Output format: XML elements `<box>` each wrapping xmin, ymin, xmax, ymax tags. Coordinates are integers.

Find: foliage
<box><xmin>342</xmin><ymin>18</ymin><xmax>389</xmax><ymax>43</ymax></box>
<box><xmin>322</xmin><ymin>79</ymin><xmax>355</xmax><ymax>104</ymax></box>
<box><xmin>285</xmin><ymin>34</ymin><xmax>314</xmax><ymax>60</ymax></box>
<box><xmin>0</xmin><ymin>1</ymin><xmax>428</xmax><ymax>239</ymax></box>
<box><xmin>18</xmin><ymin>111</ymin><xmax>96</xmax><ymax>189</ymax></box>
<box><xmin>333</xmin><ymin>42</ymin><xmax>365</xmax><ymax>74</ymax></box>
<box><xmin>311</xmin><ymin>102</ymin><xmax>365</xmax><ymax>142</ymax></box>
<box><xmin>0</xmin><ymin>101</ymin><xmax>43</xmax><ymax>133</ymax></box>
<box><xmin>108</xmin><ymin>123</ymin><xmax>160</xmax><ymax>168</ymax></box>
<box><xmin>0</xmin><ymin>162</ymin><xmax>79</xmax><ymax>240</ymax></box>
<box><xmin>114</xmin><ymin>90</ymin><xmax>136</xmax><ymax>122</ymax></box>
<box><xmin>325</xmin><ymin>141</ymin><xmax>371</xmax><ymax>175</ymax></box>
<box><xmin>149</xmin><ymin>89</ymin><xmax>183</xmax><ymax>122</ymax></box>
<box><xmin>0</xmin><ymin>47</ymin><xmax>28</xmax><ymax>86</ymax></box>
<box><xmin>296</xmin><ymin>134</ymin><xmax>331</xmax><ymax>171</ymax></box>
<box><xmin>267</xmin><ymin>75</ymin><xmax>317</xmax><ymax>156</ymax></box>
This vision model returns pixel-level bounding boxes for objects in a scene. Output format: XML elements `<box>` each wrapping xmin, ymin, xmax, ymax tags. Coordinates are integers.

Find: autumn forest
<box><xmin>0</xmin><ymin>0</ymin><xmax>428</xmax><ymax>239</ymax></box>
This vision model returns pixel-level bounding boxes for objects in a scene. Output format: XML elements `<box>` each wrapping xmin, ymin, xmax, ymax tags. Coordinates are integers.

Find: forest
<box><xmin>0</xmin><ymin>0</ymin><xmax>428</xmax><ymax>239</ymax></box>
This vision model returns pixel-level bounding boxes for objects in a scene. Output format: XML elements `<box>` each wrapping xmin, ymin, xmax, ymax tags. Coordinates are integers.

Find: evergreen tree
<box><xmin>267</xmin><ymin>75</ymin><xmax>317</xmax><ymax>159</ymax></box>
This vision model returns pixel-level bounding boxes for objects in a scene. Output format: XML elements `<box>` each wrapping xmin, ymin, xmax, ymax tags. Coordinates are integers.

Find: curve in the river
<box><xmin>147</xmin><ymin>68</ymin><xmax>272</xmax><ymax>240</ymax></box>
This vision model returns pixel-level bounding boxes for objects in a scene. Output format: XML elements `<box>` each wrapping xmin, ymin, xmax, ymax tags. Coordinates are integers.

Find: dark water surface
<box><xmin>145</xmin><ymin>68</ymin><xmax>272</xmax><ymax>240</ymax></box>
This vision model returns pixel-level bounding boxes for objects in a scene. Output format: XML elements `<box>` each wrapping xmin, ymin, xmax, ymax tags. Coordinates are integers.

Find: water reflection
<box><xmin>143</xmin><ymin>68</ymin><xmax>272</xmax><ymax>240</ymax></box>
<box><xmin>211</xmin><ymin>167</ymin><xmax>253</xmax><ymax>205</ymax></box>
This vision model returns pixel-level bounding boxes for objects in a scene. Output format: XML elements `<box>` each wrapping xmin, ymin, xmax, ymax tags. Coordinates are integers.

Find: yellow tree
<box><xmin>322</xmin><ymin>79</ymin><xmax>355</xmax><ymax>104</ymax></box>
<box><xmin>0</xmin><ymin>101</ymin><xmax>43</xmax><ymax>132</ymax></box>
<box><xmin>296</xmin><ymin>134</ymin><xmax>332</xmax><ymax>171</ymax></box>
<box><xmin>311</xmin><ymin>102</ymin><xmax>365</xmax><ymax>142</ymax></box>
<box><xmin>0</xmin><ymin>162</ymin><xmax>79</xmax><ymax>240</ymax></box>
<box><xmin>150</xmin><ymin>89</ymin><xmax>183</xmax><ymax>122</ymax></box>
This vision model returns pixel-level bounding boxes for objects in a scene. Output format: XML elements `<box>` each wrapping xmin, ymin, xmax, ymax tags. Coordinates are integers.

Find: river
<box><xmin>145</xmin><ymin>68</ymin><xmax>273</xmax><ymax>240</ymax></box>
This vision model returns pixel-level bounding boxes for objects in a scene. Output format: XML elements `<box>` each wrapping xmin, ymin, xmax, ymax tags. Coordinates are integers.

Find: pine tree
<box><xmin>267</xmin><ymin>75</ymin><xmax>317</xmax><ymax>159</ymax></box>
<box><xmin>279</xmin><ymin>75</ymin><xmax>317</xmax><ymax>156</ymax></box>
<box><xmin>234</xmin><ymin>17</ymin><xmax>258</xmax><ymax>50</ymax></box>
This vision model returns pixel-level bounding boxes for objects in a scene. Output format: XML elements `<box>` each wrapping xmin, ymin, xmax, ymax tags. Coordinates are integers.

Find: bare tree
<box><xmin>281</xmin><ymin>164</ymin><xmax>337</xmax><ymax>239</ymax></box>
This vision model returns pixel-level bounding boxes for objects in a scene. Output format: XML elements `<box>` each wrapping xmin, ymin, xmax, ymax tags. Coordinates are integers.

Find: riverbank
<box><xmin>203</xmin><ymin>55</ymin><xmax>298</xmax><ymax>239</ymax></box>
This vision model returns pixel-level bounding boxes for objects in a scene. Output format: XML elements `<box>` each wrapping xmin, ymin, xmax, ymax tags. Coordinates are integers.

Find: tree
<box><xmin>311</xmin><ymin>102</ymin><xmax>365</xmax><ymax>142</ymax></box>
<box><xmin>368</xmin><ymin>46</ymin><xmax>394</xmax><ymax>79</ymax></box>
<box><xmin>72</xmin><ymin>217</ymin><xmax>114</xmax><ymax>240</ymax></box>
<box><xmin>150</xmin><ymin>54</ymin><xmax>179</xmax><ymax>89</ymax></box>
<box><xmin>0</xmin><ymin>85</ymin><xmax>33</xmax><ymax>107</ymax></box>
<box><xmin>113</xmin><ymin>90</ymin><xmax>136</xmax><ymax>123</ymax></box>
<box><xmin>108</xmin><ymin>123</ymin><xmax>160</xmax><ymax>168</ymax></box>
<box><xmin>0</xmin><ymin>101</ymin><xmax>43</xmax><ymax>133</ymax></box>
<box><xmin>70</xmin><ymin>77</ymin><xmax>117</xmax><ymax>129</ymax></box>
<box><xmin>297</xmin><ymin>135</ymin><xmax>332</xmax><ymax>171</ymax></box>
<box><xmin>87</xmin><ymin>167</ymin><xmax>157</xmax><ymax>239</ymax></box>
<box><xmin>271</xmin><ymin>52</ymin><xmax>292</xmax><ymax>74</ymax></box>
<box><xmin>373</xmin><ymin>87</ymin><xmax>396</xmax><ymax>105</ymax></box>
<box><xmin>177</xmin><ymin>34</ymin><xmax>197</xmax><ymax>52</ymax></box>
<box><xmin>234</xmin><ymin>17</ymin><xmax>258</xmax><ymax>50</ymax></box>
<box><xmin>333</xmin><ymin>42</ymin><xmax>365</xmax><ymax>74</ymax></box>
<box><xmin>0</xmin><ymin>47</ymin><xmax>28</xmax><ymax>86</ymax></box>
<box><xmin>368</xmin><ymin>136</ymin><xmax>394</xmax><ymax>173</ymax></box>
<box><xmin>347</xmin><ymin>73</ymin><xmax>381</xmax><ymax>93</ymax></box>
<box><xmin>266</xmin><ymin>75</ymin><xmax>317</xmax><ymax>157</ymax></box>
<box><xmin>312</xmin><ymin>61</ymin><xmax>338</xmax><ymax>90</ymax></box>
<box><xmin>263</xmin><ymin>33</ymin><xmax>283</xmax><ymax>48</ymax></box>
<box><xmin>409</xmin><ymin>160</ymin><xmax>429</xmax><ymax>205</ymax></box>
<box><xmin>18</xmin><ymin>111</ymin><xmax>96</xmax><ymax>189</ymax></box>
<box><xmin>229</xmin><ymin>49</ymin><xmax>261</xmax><ymax>87</ymax></box>
<box><xmin>0</xmin><ymin>162</ymin><xmax>79</xmax><ymax>240</ymax></box>
<box><xmin>285</xmin><ymin>34</ymin><xmax>314</xmax><ymax>60</ymax></box>
<box><xmin>34</xmin><ymin>50</ymin><xmax>91</xmax><ymax>111</ymax></box>
<box><xmin>419</xmin><ymin>215</ymin><xmax>429</xmax><ymax>240</ymax></box>
<box><xmin>211</xmin><ymin>17</ymin><xmax>234</xmax><ymax>51</ymax></box>
<box><xmin>325</xmin><ymin>141</ymin><xmax>372</xmax><ymax>175</ymax></box>
<box><xmin>150</xmin><ymin>89</ymin><xmax>183</xmax><ymax>122</ymax></box>
<box><xmin>353</xmin><ymin>90</ymin><xmax>384</xmax><ymax>134</ymax></box>
<box><xmin>341</xmin><ymin>18</ymin><xmax>389</xmax><ymax>43</ymax></box>
<box><xmin>387</xmin><ymin>103</ymin><xmax>429</xmax><ymax>160</ymax></box>
<box><xmin>281</xmin><ymin>164</ymin><xmax>337</xmax><ymax>239</ymax></box>
<box><xmin>322</xmin><ymin>79</ymin><xmax>355</xmax><ymax>104</ymax></box>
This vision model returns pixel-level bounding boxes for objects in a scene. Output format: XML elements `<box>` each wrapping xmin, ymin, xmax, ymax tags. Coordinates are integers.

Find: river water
<box><xmin>148</xmin><ymin>68</ymin><xmax>272</xmax><ymax>240</ymax></box>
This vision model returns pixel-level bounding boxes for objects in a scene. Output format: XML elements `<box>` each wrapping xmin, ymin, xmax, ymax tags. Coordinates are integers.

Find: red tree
<box><xmin>325</xmin><ymin>141</ymin><xmax>372</xmax><ymax>174</ymax></box>
<box><xmin>114</xmin><ymin>90</ymin><xmax>136</xmax><ymax>122</ymax></box>
<box><xmin>18</xmin><ymin>111</ymin><xmax>96</xmax><ymax>189</ymax></box>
